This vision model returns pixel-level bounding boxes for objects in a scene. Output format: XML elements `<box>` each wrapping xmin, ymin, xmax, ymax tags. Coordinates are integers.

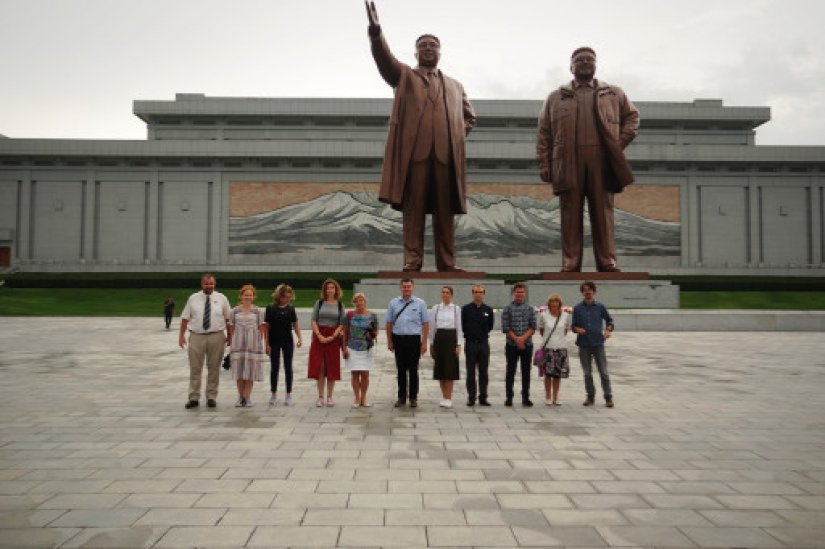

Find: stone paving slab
<box><xmin>0</xmin><ymin>317</ymin><xmax>824</xmax><ymax>547</ymax></box>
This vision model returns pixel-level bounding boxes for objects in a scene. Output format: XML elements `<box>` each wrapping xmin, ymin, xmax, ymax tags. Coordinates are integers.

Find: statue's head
<box><xmin>415</xmin><ymin>34</ymin><xmax>441</xmax><ymax>68</ymax></box>
<box><xmin>570</xmin><ymin>47</ymin><xmax>597</xmax><ymax>82</ymax></box>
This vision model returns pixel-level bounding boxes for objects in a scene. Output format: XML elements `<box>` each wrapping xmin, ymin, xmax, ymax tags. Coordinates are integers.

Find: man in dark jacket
<box><xmin>537</xmin><ymin>47</ymin><xmax>640</xmax><ymax>272</ymax></box>
<box><xmin>366</xmin><ymin>1</ymin><xmax>476</xmax><ymax>272</ymax></box>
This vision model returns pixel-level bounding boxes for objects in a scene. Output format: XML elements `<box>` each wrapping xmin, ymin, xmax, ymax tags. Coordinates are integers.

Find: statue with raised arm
<box><xmin>365</xmin><ymin>1</ymin><xmax>476</xmax><ymax>272</ymax></box>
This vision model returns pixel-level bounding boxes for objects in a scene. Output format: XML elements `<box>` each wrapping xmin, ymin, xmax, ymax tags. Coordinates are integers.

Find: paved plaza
<box><xmin>1</xmin><ymin>317</ymin><xmax>824</xmax><ymax>548</ymax></box>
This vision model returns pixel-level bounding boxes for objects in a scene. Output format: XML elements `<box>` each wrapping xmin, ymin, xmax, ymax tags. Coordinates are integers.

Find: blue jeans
<box><xmin>578</xmin><ymin>345</ymin><xmax>612</xmax><ymax>400</ymax></box>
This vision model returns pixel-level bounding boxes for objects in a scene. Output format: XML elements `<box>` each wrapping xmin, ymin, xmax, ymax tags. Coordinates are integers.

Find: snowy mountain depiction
<box><xmin>229</xmin><ymin>191</ymin><xmax>679</xmax><ymax>259</ymax></box>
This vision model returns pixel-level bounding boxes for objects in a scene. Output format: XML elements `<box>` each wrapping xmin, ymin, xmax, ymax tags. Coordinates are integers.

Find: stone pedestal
<box><xmin>528</xmin><ymin>272</ymin><xmax>679</xmax><ymax>308</ymax></box>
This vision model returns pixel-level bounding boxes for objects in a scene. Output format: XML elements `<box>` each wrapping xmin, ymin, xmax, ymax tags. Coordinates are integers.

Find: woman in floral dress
<box><xmin>230</xmin><ymin>284</ymin><xmax>267</xmax><ymax>407</ymax></box>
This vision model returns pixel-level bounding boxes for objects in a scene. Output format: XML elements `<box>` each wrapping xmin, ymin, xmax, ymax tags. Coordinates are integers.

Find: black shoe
<box><xmin>466</xmin><ymin>399</ymin><xmax>475</xmax><ymax>407</ymax></box>
<box><xmin>523</xmin><ymin>398</ymin><xmax>534</xmax><ymax>407</ymax></box>
<box><xmin>583</xmin><ymin>398</ymin><xmax>595</xmax><ymax>406</ymax></box>
<box><xmin>479</xmin><ymin>399</ymin><xmax>491</xmax><ymax>407</ymax></box>
<box><xmin>185</xmin><ymin>400</ymin><xmax>199</xmax><ymax>409</ymax></box>
<box><xmin>505</xmin><ymin>398</ymin><xmax>513</xmax><ymax>407</ymax></box>
<box><xmin>409</xmin><ymin>399</ymin><xmax>417</xmax><ymax>408</ymax></box>
<box><xmin>207</xmin><ymin>399</ymin><xmax>216</xmax><ymax>408</ymax></box>
<box><xmin>394</xmin><ymin>400</ymin><xmax>406</xmax><ymax>408</ymax></box>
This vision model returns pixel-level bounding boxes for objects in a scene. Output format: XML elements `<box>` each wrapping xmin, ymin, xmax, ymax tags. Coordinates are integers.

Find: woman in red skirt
<box><xmin>308</xmin><ymin>279</ymin><xmax>345</xmax><ymax>406</ymax></box>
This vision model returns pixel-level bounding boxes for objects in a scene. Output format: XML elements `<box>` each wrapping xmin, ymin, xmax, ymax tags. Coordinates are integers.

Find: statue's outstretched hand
<box><xmin>365</xmin><ymin>0</ymin><xmax>380</xmax><ymax>27</ymax></box>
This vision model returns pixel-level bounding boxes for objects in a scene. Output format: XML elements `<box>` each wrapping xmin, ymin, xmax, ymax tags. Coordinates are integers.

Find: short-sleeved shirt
<box><xmin>386</xmin><ymin>295</ymin><xmax>428</xmax><ymax>336</ymax></box>
<box><xmin>180</xmin><ymin>290</ymin><xmax>232</xmax><ymax>333</ymax></box>
<box><xmin>345</xmin><ymin>311</ymin><xmax>379</xmax><ymax>351</ymax></box>
<box><xmin>312</xmin><ymin>300</ymin><xmax>344</xmax><ymax>327</ymax></box>
<box><xmin>538</xmin><ymin>310</ymin><xmax>571</xmax><ymax>350</ymax></box>
<box><xmin>265</xmin><ymin>304</ymin><xmax>297</xmax><ymax>342</ymax></box>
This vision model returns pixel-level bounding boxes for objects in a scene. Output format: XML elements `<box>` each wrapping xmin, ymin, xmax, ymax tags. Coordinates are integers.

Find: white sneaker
<box><xmin>284</xmin><ymin>394</ymin><xmax>292</xmax><ymax>406</ymax></box>
<box><xmin>235</xmin><ymin>397</ymin><xmax>244</xmax><ymax>407</ymax></box>
<box><xmin>443</xmin><ymin>399</ymin><xmax>453</xmax><ymax>409</ymax></box>
<box><xmin>245</xmin><ymin>399</ymin><xmax>254</xmax><ymax>408</ymax></box>
<box><xmin>545</xmin><ymin>399</ymin><xmax>553</xmax><ymax>406</ymax></box>
<box><xmin>269</xmin><ymin>396</ymin><xmax>277</xmax><ymax>406</ymax></box>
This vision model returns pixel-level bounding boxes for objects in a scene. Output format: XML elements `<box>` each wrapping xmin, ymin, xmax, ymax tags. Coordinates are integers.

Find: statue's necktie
<box><xmin>203</xmin><ymin>295</ymin><xmax>211</xmax><ymax>331</ymax></box>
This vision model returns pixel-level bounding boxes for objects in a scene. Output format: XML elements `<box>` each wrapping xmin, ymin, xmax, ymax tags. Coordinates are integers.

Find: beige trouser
<box><xmin>187</xmin><ymin>331</ymin><xmax>226</xmax><ymax>401</ymax></box>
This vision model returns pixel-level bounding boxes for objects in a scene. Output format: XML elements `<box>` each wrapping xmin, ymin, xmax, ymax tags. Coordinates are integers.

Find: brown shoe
<box><xmin>409</xmin><ymin>399</ymin><xmax>418</xmax><ymax>408</ymax></box>
<box><xmin>394</xmin><ymin>399</ymin><xmax>406</xmax><ymax>408</ymax></box>
<box><xmin>441</xmin><ymin>265</ymin><xmax>466</xmax><ymax>273</ymax></box>
<box><xmin>402</xmin><ymin>264</ymin><xmax>421</xmax><ymax>272</ymax></box>
<box><xmin>606</xmin><ymin>399</ymin><xmax>614</xmax><ymax>408</ymax></box>
<box><xmin>583</xmin><ymin>398</ymin><xmax>595</xmax><ymax>406</ymax></box>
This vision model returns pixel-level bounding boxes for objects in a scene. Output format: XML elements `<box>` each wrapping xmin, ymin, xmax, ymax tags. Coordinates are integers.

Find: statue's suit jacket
<box><xmin>369</xmin><ymin>27</ymin><xmax>476</xmax><ymax>214</ymax></box>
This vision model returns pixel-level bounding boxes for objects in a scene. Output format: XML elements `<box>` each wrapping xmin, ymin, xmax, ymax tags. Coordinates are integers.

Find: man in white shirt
<box><xmin>179</xmin><ymin>274</ymin><xmax>232</xmax><ymax>409</ymax></box>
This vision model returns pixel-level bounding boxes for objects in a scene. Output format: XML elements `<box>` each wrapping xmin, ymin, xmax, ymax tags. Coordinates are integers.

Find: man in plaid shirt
<box><xmin>501</xmin><ymin>282</ymin><xmax>536</xmax><ymax>407</ymax></box>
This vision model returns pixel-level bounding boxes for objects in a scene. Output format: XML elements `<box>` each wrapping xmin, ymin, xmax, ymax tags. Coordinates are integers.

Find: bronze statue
<box><xmin>537</xmin><ymin>47</ymin><xmax>640</xmax><ymax>272</ymax></box>
<box><xmin>365</xmin><ymin>1</ymin><xmax>476</xmax><ymax>272</ymax></box>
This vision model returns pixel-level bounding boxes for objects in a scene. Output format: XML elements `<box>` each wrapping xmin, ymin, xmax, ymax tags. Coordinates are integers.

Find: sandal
<box><xmin>316</xmin><ymin>397</ymin><xmax>324</xmax><ymax>407</ymax></box>
<box><xmin>326</xmin><ymin>397</ymin><xmax>334</xmax><ymax>407</ymax></box>
<box><xmin>351</xmin><ymin>402</ymin><xmax>360</xmax><ymax>409</ymax></box>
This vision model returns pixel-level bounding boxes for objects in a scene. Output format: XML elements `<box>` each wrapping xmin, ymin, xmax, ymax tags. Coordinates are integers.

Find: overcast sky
<box><xmin>1</xmin><ymin>0</ymin><xmax>823</xmax><ymax>146</ymax></box>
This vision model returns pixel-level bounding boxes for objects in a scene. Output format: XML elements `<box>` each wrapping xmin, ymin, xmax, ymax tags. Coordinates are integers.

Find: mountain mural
<box><xmin>229</xmin><ymin>191</ymin><xmax>679</xmax><ymax>259</ymax></box>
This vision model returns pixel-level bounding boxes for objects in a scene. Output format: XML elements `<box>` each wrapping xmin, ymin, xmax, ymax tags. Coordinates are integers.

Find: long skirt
<box><xmin>432</xmin><ymin>329</ymin><xmax>460</xmax><ymax>381</ymax></box>
<box><xmin>308</xmin><ymin>325</ymin><xmax>342</xmax><ymax>380</ymax></box>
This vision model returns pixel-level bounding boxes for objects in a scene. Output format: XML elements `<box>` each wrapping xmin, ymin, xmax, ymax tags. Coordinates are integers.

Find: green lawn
<box><xmin>0</xmin><ymin>287</ymin><xmax>822</xmax><ymax>316</ymax></box>
<box><xmin>0</xmin><ymin>288</ymin><xmax>353</xmax><ymax>316</ymax></box>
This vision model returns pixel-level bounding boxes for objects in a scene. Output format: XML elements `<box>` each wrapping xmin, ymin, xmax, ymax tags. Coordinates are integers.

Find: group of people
<box><xmin>178</xmin><ymin>274</ymin><xmax>617</xmax><ymax>411</ymax></box>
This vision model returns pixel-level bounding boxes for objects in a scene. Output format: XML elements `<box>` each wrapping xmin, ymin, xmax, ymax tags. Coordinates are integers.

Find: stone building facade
<box><xmin>0</xmin><ymin>94</ymin><xmax>823</xmax><ymax>273</ymax></box>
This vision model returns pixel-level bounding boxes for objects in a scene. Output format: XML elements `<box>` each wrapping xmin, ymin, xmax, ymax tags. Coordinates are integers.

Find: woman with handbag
<box><xmin>537</xmin><ymin>293</ymin><xmax>571</xmax><ymax>406</ymax></box>
<box><xmin>342</xmin><ymin>292</ymin><xmax>379</xmax><ymax>408</ymax></box>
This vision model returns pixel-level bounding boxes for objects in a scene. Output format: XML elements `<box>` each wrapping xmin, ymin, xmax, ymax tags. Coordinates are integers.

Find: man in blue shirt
<box><xmin>501</xmin><ymin>282</ymin><xmax>536</xmax><ymax>407</ymax></box>
<box><xmin>386</xmin><ymin>278</ymin><xmax>429</xmax><ymax>408</ymax></box>
<box><xmin>571</xmin><ymin>280</ymin><xmax>615</xmax><ymax>407</ymax></box>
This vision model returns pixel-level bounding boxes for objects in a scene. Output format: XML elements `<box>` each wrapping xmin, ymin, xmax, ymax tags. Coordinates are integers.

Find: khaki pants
<box><xmin>187</xmin><ymin>331</ymin><xmax>226</xmax><ymax>401</ymax></box>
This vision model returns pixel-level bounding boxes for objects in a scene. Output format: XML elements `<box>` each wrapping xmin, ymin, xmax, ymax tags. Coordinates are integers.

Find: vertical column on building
<box><xmin>681</xmin><ymin>175</ymin><xmax>693</xmax><ymax>268</ymax></box>
<box><xmin>747</xmin><ymin>175</ymin><xmax>759</xmax><ymax>266</ymax></box>
<box><xmin>145</xmin><ymin>167</ymin><xmax>160</xmax><ymax>263</ymax></box>
<box><xmin>16</xmin><ymin>174</ymin><xmax>32</xmax><ymax>261</ymax></box>
<box><xmin>811</xmin><ymin>175</ymin><xmax>823</xmax><ymax>266</ymax></box>
<box><xmin>687</xmin><ymin>174</ymin><xmax>702</xmax><ymax>266</ymax></box>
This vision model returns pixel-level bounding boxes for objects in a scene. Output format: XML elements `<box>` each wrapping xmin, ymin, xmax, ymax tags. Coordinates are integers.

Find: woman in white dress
<box><xmin>342</xmin><ymin>293</ymin><xmax>379</xmax><ymax>408</ymax></box>
<box><xmin>230</xmin><ymin>284</ymin><xmax>267</xmax><ymax>407</ymax></box>
<box><xmin>537</xmin><ymin>293</ymin><xmax>571</xmax><ymax>406</ymax></box>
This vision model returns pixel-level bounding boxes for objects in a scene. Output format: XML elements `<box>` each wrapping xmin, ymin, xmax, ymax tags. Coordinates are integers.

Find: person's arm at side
<box><xmin>487</xmin><ymin>306</ymin><xmax>495</xmax><ymax>334</ymax></box>
<box><xmin>421</xmin><ymin>321</ymin><xmax>429</xmax><ymax>355</ymax></box>
<box><xmin>386</xmin><ymin>320</ymin><xmax>394</xmax><ymax>352</ymax></box>
<box><xmin>178</xmin><ymin>319</ymin><xmax>189</xmax><ymax>348</ymax></box>
<box><xmin>454</xmin><ymin>304</ymin><xmax>463</xmax><ymax>357</ymax></box>
<box><xmin>618</xmin><ymin>89</ymin><xmax>640</xmax><ymax>148</ymax></box>
<box><xmin>537</xmin><ymin>96</ymin><xmax>553</xmax><ymax>183</ymax></box>
<box><xmin>572</xmin><ymin>306</ymin><xmax>586</xmax><ymax>335</ymax></box>
<box><xmin>602</xmin><ymin>305</ymin><xmax>615</xmax><ymax>340</ymax></box>
<box><xmin>462</xmin><ymin>87</ymin><xmax>476</xmax><ymax>135</ymax></box>
<box><xmin>222</xmin><ymin>297</ymin><xmax>233</xmax><ymax>346</ymax></box>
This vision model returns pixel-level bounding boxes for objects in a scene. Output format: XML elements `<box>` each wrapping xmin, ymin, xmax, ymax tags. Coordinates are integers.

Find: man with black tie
<box><xmin>179</xmin><ymin>274</ymin><xmax>232</xmax><ymax>409</ymax></box>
